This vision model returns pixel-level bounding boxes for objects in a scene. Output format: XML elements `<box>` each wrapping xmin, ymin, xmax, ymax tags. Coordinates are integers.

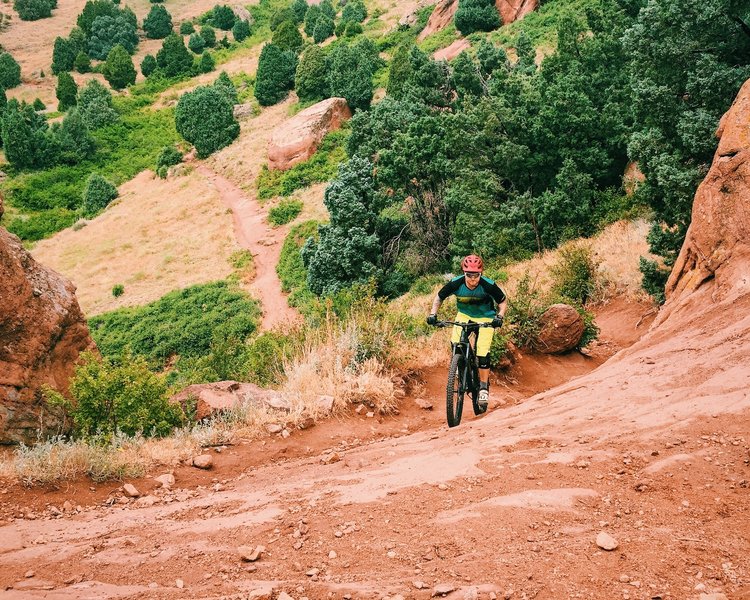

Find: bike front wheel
<box><xmin>446</xmin><ymin>353</ymin><xmax>466</xmax><ymax>427</ymax></box>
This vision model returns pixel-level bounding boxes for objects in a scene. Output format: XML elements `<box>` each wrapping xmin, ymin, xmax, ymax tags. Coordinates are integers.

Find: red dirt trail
<box><xmin>195</xmin><ymin>164</ymin><xmax>301</xmax><ymax>332</ymax></box>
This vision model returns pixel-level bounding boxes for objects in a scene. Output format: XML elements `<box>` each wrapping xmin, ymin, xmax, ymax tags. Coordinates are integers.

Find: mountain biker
<box><xmin>426</xmin><ymin>254</ymin><xmax>507</xmax><ymax>409</ymax></box>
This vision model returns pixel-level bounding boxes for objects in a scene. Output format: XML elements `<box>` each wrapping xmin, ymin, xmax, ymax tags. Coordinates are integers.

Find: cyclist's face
<box><xmin>464</xmin><ymin>272</ymin><xmax>481</xmax><ymax>289</ymax></box>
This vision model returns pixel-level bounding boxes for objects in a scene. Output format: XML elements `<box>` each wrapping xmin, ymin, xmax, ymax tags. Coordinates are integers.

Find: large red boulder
<box><xmin>433</xmin><ymin>39</ymin><xmax>471</xmax><ymax>62</ymax></box>
<box><xmin>418</xmin><ymin>0</ymin><xmax>538</xmax><ymax>41</ymax></box>
<box><xmin>0</xmin><ymin>228</ymin><xmax>94</xmax><ymax>444</ymax></box>
<box><xmin>533</xmin><ymin>304</ymin><xmax>585</xmax><ymax>354</ymax></box>
<box><xmin>267</xmin><ymin>97</ymin><xmax>351</xmax><ymax>171</ymax></box>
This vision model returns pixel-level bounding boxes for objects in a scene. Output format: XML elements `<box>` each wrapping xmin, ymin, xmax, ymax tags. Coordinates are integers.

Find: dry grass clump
<box><xmin>282</xmin><ymin>317</ymin><xmax>399</xmax><ymax>416</ymax></box>
<box><xmin>0</xmin><ymin>432</ymin><xmax>200</xmax><ymax>486</ymax></box>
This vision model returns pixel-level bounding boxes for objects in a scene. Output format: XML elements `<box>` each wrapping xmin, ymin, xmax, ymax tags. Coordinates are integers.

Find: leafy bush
<box><xmin>57</xmin><ymin>108</ymin><xmax>95</xmax><ymax>164</ymax></box>
<box><xmin>295</xmin><ymin>44</ymin><xmax>329</xmax><ymax>102</ymax></box>
<box><xmin>303</xmin><ymin>4</ymin><xmax>320</xmax><ymax>37</ymax></box>
<box><xmin>33</xmin><ymin>98</ymin><xmax>47</xmax><ymax>111</ymax></box>
<box><xmin>14</xmin><ymin>0</ymin><xmax>55</xmax><ymax>21</ymax></box>
<box><xmin>179</xmin><ymin>20</ymin><xmax>194</xmax><ymax>34</ymax></box>
<box><xmin>549</xmin><ymin>244</ymin><xmax>599</xmax><ymax>305</ymax></box>
<box><xmin>5</xmin><ymin>208</ymin><xmax>77</xmax><ymax>241</ymax></box>
<box><xmin>257</xmin><ymin>126</ymin><xmax>348</xmax><ymax>199</ymax></box>
<box><xmin>245</xmin><ymin>331</ymin><xmax>299</xmax><ymax>386</ymax></box>
<box><xmin>156</xmin><ymin>144</ymin><xmax>182</xmax><ymax>171</ymax></box>
<box><xmin>143</xmin><ymin>4</ymin><xmax>173</xmax><ymax>39</ymax></box>
<box><xmin>52</xmin><ymin>36</ymin><xmax>78</xmax><ymax>74</ymax></box>
<box><xmin>639</xmin><ymin>257</ymin><xmax>668</xmax><ymax>304</ymax></box>
<box><xmin>454</xmin><ymin>0</ymin><xmax>501</xmax><ymax>35</ymax></box>
<box><xmin>232</xmin><ymin>19</ymin><xmax>251</xmax><ymax>42</ymax></box>
<box><xmin>254</xmin><ymin>43</ymin><xmax>297</xmax><ymax>106</ymax></box>
<box><xmin>102</xmin><ymin>44</ymin><xmax>136</xmax><ymax>89</ymax></box>
<box><xmin>213</xmin><ymin>70</ymin><xmax>237</xmax><ymax>103</ymax></box>
<box><xmin>344</xmin><ymin>21</ymin><xmax>363</xmax><ymax>37</ymax></box>
<box><xmin>46</xmin><ymin>350</ymin><xmax>183</xmax><ymax>438</ymax></box>
<box><xmin>88</xmin><ymin>281</ymin><xmax>261</xmax><ymax>367</ymax></box>
<box><xmin>268</xmin><ymin>198</ymin><xmax>303</xmax><ymax>226</ymax></box>
<box><xmin>277</xmin><ymin>220</ymin><xmax>319</xmax><ymax>311</ymax></box>
<box><xmin>291</xmin><ymin>0</ymin><xmax>307</xmax><ymax>23</ymax></box>
<box><xmin>0</xmin><ymin>52</ymin><xmax>22</xmax><ymax>89</ymax></box>
<box><xmin>1</xmin><ymin>100</ymin><xmax>54</xmax><ymax>170</ymax></box>
<box><xmin>175</xmin><ymin>84</ymin><xmax>239</xmax><ymax>158</ymax></box>
<box><xmin>112</xmin><ymin>283</ymin><xmax>124</xmax><ymax>296</ymax></box>
<box><xmin>81</xmin><ymin>172</ymin><xmax>118</xmax><ymax>215</ymax></box>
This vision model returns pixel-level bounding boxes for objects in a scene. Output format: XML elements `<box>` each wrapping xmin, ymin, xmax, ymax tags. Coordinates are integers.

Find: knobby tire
<box><xmin>446</xmin><ymin>353</ymin><xmax>465</xmax><ymax>427</ymax></box>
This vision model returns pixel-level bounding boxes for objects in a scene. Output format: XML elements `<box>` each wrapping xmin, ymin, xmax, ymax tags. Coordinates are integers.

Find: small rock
<box><xmin>63</xmin><ymin>500</ymin><xmax>73</xmax><ymax>512</ymax></box>
<box><xmin>281</xmin><ymin>429</ymin><xmax>290</xmax><ymax>439</ymax></box>
<box><xmin>596</xmin><ymin>531</ymin><xmax>619</xmax><ymax>551</ymax></box>
<box><xmin>317</xmin><ymin>395</ymin><xmax>335</xmax><ymax>413</ymax></box>
<box><xmin>328</xmin><ymin>550</ymin><xmax>337</xmax><ymax>559</ymax></box>
<box><xmin>266</xmin><ymin>423</ymin><xmax>283</xmax><ymax>434</ymax></box>
<box><xmin>355</xmin><ymin>404</ymin><xmax>365</xmax><ymax>414</ymax></box>
<box><xmin>154</xmin><ymin>473</ymin><xmax>175</xmax><ymax>488</ymax></box>
<box><xmin>123</xmin><ymin>483</ymin><xmax>140</xmax><ymax>498</ymax></box>
<box><xmin>176</xmin><ymin>579</ymin><xmax>184</xmax><ymax>589</ymax></box>
<box><xmin>415</xmin><ymin>398</ymin><xmax>433</xmax><ymax>410</ymax></box>
<box><xmin>438</xmin><ymin>483</ymin><xmax>448</xmax><ymax>491</ymax></box>
<box><xmin>135</xmin><ymin>495</ymin><xmax>158</xmax><ymax>507</ymax></box>
<box><xmin>239</xmin><ymin>545</ymin><xmax>265</xmax><ymax>562</ymax></box>
<box><xmin>193</xmin><ymin>454</ymin><xmax>213</xmax><ymax>469</ymax></box>
<box><xmin>414</xmin><ymin>581</ymin><xmax>426</xmax><ymax>589</ymax></box>
<box><xmin>619</xmin><ymin>575</ymin><xmax>630</xmax><ymax>583</ymax></box>
<box><xmin>278</xmin><ymin>593</ymin><xmax>294</xmax><ymax>600</ymax></box>
<box><xmin>366</xmin><ymin>411</ymin><xmax>374</xmax><ymax>418</ymax></box>
<box><xmin>433</xmin><ymin>583</ymin><xmax>456</xmax><ymax>596</ymax></box>
<box><xmin>387</xmin><ymin>550</ymin><xmax>396</xmax><ymax>558</ymax></box>
<box><xmin>24</xmin><ymin>570</ymin><xmax>34</xmax><ymax>578</ymax></box>
<box><xmin>321</xmin><ymin>452</ymin><xmax>341</xmax><ymax>465</ymax></box>
<box><xmin>699</xmin><ymin>595</ymin><xmax>729</xmax><ymax>600</ymax></box>
<box><xmin>306</xmin><ymin>568</ymin><xmax>320</xmax><ymax>577</ymax></box>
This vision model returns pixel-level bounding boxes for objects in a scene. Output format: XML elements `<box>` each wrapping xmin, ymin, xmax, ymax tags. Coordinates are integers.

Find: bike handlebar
<box><xmin>435</xmin><ymin>321</ymin><xmax>495</xmax><ymax>328</ymax></box>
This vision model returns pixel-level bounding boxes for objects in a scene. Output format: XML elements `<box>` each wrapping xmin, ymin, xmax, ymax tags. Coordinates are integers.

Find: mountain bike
<box><xmin>435</xmin><ymin>320</ymin><xmax>494</xmax><ymax>427</ymax></box>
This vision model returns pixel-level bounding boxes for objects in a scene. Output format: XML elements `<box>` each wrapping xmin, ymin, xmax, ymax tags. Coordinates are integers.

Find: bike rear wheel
<box><xmin>446</xmin><ymin>353</ymin><xmax>465</xmax><ymax>427</ymax></box>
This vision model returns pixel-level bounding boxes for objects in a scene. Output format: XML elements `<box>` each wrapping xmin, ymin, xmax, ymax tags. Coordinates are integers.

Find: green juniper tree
<box><xmin>140</xmin><ymin>53</ymin><xmax>157</xmax><ymax>76</ymax></box>
<box><xmin>56</xmin><ymin>71</ymin><xmax>78</xmax><ymax>111</ymax></box>
<box><xmin>254</xmin><ymin>43</ymin><xmax>297</xmax><ymax>106</ymax></box>
<box><xmin>56</xmin><ymin>108</ymin><xmax>95</xmax><ymax>164</ymax></box>
<box><xmin>82</xmin><ymin>173</ymin><xmax>118</xmax><ymax>215</ymax></box>
<box><xmin>156</xmin><ymin>33</ymin><xmax>194</xmax><ymax>76</ymax></box>
<box><xmin>143</xmin><ymin>4</ymin><xmax>173</xmax><ymax>39</ymax></box>
<box><xmin>198</xmin><ymin>50</ymin><xmax>215</xmax><ymax>73</ymax></box>
<box><xmin>232</xmin><ymin>19</ymin><xmax>250</xmax><ymax>42</ymax></box>
<box><xmin>272</xmin><ymin>19</ymin><xmax>304</xmax><ymax>53</ymax></box>
<box><xmin>88</xmin><ymin>14</ymin><xmax>138</xmax><ymax>59</ymax></box>
<box><xmin>454</xmin><ymin>0</ymin><xmax>501</xmax><ymax>35</ymax></box>
<box><xmin>211</xmin><ymin>4</ymin><xmax>235</xmax><ymax>30</ymax></box>
<box><xmin>312</xmin><ymin>14</ymin><xmax>334</xmax><ymax>43</ymax></box>
<box><xmin>103</xmin><ymin>44</ymin><xmax>136</xmax><ymax>89</ymax></box>
<box><xmin>301</xmin><ymin>156</ymin><xmax>381</xmax><ymax>295</ymax></box>
<box><xmin>175</xmin><ymin>84</ymin><xmax>240</xmax><ymax>157</ymax></box>
<box><xmin>291</xmin><ymin>0</ymin><xmax>307</xmax><ymax>23</ymax></box>
<box><xmin>14</xmin><ymin>0</ymin><xmax>55</xmax><ymax>21</ymax></box>
<box><xmin>77</xmin><ymin>79</ymin><xmax>118</xmax><ymax>128</ymax></box>
<box><xmin>0</xmin><ymin>52</ymin><xmax>22</xmax><ymax>89</ymax></box>
<box><xmin>295</xmin><ymin>44</ymin><xmax>329</xmax><ymax>102</ymax></box>
<box><xmin>74</xmin><ymin>51</ymin><xmax>91</xmax><ymax>73</ymax></box>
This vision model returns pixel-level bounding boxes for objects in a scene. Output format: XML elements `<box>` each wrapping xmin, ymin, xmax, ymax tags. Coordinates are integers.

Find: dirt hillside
<box><xmin>2</xmin><ymin>82</ymin><xmax>749</xmax><ymax>600</ymax></box>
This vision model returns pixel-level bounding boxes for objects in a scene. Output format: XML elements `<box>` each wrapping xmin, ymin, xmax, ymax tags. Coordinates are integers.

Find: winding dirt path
<box><xmin>196</xmin><ymin>164</ymin><xmax>300</xmax><ymax>332</ymax></box>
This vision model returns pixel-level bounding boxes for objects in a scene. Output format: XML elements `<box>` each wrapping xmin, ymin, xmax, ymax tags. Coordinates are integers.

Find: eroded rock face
<box><xmin>495</xmin><ymin>0</ymin><xmax>539</xmax><ymax>25</ymax></box>
<box><xmin>267</xmin><ymin>97</ymin><xmax>352</xmax><ymax>171</ymax></box>
<box><xmin>433</xmin><ymin>39</ymin><xmax>471</xmax><ymax>62</ymax></box>
<box><xmin>418</xmin><ymin>0</ymin><xmax>537</xmax><ymax>41</ymax></box>
<box><xmin>0</xmin><ymin>228</ymin><xmax>94</xmax><ymax>444</ymax></box>
<box><xmin>533</xmin><ymin>304</ymin><xmax>584</xmax><ymax>354</ymax></box>
<box><xmin>418</xmin><ymin>0</ymin><xmax>458</xmax><ymax>41</ymax></box>
<box><xmin>659</xmin><ymin>77</ymin><xmax>750</xmax><ymax>324</ymax></box>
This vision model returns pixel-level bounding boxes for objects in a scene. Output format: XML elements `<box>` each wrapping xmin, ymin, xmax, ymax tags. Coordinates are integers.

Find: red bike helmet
<box><xmin>461</xmin><ymin>254</ymin><xmax>484</xmax><ymax>272</ymax></box>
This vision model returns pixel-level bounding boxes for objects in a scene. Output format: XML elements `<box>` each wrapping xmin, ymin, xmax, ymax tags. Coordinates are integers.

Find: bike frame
<box><xmin>440</xmin><ymin>321</ymin><xmax>492</xmax><ymax>392</ymax></box>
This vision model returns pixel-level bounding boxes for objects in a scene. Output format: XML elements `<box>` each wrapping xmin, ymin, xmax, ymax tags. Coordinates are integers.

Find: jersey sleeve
<box><xmin>481</xmin><ymin>278</ymin><xmax>506</xmax><ymax>304</ymax></box>
<box><xmin>437</xmin><ymin>277</ymin><xmax>463</xmax><ymax>300</ymax></box>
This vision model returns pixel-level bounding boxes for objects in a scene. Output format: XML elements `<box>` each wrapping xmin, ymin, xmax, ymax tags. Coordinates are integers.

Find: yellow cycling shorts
<box><xmin>451</xmin><ymin>313</ymin><xmax>494</xmax><ymax>358</ymax></box>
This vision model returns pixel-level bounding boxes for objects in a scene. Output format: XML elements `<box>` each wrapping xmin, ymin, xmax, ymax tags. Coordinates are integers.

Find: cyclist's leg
<box><xmin>475</xmin><ymin>318</ymin><xmax>494</xmax><ymax>405</ymax></box>
<box><xmin>451</xmin><ymin>312</ymin><xmax>470</xmax><ymax>349</ymax></box>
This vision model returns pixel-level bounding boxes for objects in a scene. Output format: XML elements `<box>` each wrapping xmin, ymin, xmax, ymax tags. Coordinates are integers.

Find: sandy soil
<box><xmin>6</xmin><ymin>298</ymin><xmax>749</xmax><ymax>600</ymax></box>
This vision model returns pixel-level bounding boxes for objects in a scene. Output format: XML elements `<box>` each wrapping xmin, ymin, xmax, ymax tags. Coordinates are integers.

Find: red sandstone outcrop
<box><xmin>495</xmin><ymin>0</ymin><xmax>538</xmax><ymax>25</ymax></box>
<box><xmin>658</xmin><ymin>77</ymin><xmax>750</xmax><ymax>325</ymax></box>
<box><xmin>0</xmin><ymin>228</ymin><xmax>94</xmax><ymax>444</ymax></box>
<box><xmin>267</xmin><ymin>97</ymin><xmax>351</xmax><ymax>171</ymax></box>
<box><xmin>533</xmin><ymin>304</ymin><xmax>584</xmax><ymax>354</ymax></box>
<box><xmin>433</xmin><ymin>38</ymin><xmax>471</xmax><ymax>62</ymax></box>
<box><xmin>418</xmin><ymin>0</ymin><xmax>458</xmax><ymax>41</ymax></box>
<box><xmin>171</xmin><ymin>380</ymin><xmax>291</xmax><ymax>421</ymax></box>
<box><xmin>418</xmin><ymin>0</ymin><xmax>538</xmax><ymax>41</ymax></box>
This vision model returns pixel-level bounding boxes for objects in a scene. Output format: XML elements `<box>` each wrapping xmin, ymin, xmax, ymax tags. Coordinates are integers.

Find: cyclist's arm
<box><xmin>430</xmin><ymin>278</ymin><xmax>463</xmax><ymax>316</ymax></box>
<box><xmin>481</xmin><ymin>279</ymin><xmax>508</xmax><ymax>318</ymax></box>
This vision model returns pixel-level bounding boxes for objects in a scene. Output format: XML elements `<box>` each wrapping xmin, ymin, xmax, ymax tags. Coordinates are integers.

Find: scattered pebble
<box><xmin>238</xmin><ymin>545</ymin><xmax>265</xmax><ymax>562</ymax></box>
<box><xmin>596</xmin><ymin>531</ymin><xmax>619</xmax><ymax>551</ymax></box>
<box><xmin>176</xmin><ymin>579</ymin><xmax>184</xmax><ymax>589</ymax></box>
<box><xmin>123</xmin><ymin>484</ymin><xmax>140</xmax><ymax>498</ymax></box>
<box><xmin>192</xmin><ymin>455</ymin><xmax>213</xmax><ymax>469</ymax></box>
